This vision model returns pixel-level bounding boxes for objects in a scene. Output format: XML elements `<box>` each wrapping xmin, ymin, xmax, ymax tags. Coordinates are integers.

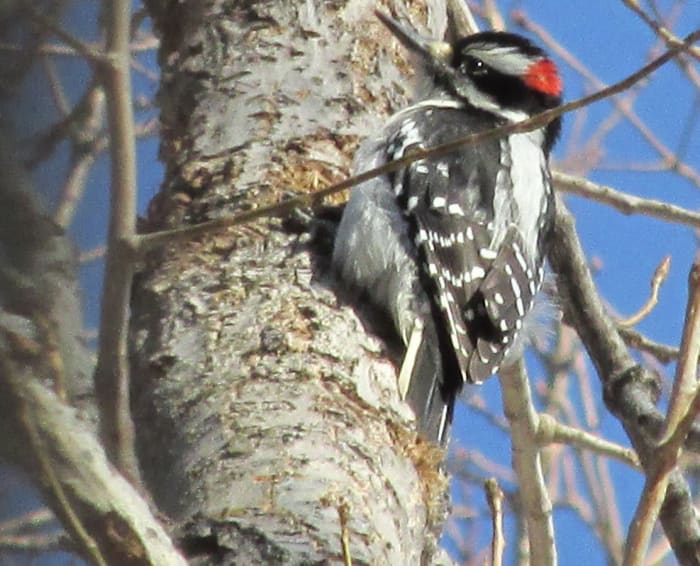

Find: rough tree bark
<box><xmin>132</xmin><ymin>1</ymin><xmax>454</xmax><ymax>564</ymax></box>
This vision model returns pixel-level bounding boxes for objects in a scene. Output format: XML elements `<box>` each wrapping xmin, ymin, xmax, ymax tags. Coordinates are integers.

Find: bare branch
<box><xmin>79</xmin><ymin>246</ymin><xmax>106</xmax><ymax>264</ymax></box>
<box><xmin>485</xmin><ymin>478</ymin><xmax>505</xmax><ymax>566</ymax></box>
<box><xmin>618</xmin><ymin>327</ymin><xmax>679</xmax><ymax>363</ymax></box>
<box><xmin>0</xmin><ymin>509</ymin><xmax>54</xmax><ymax>535</ymax></box>
<box><xmin>0</xmin><ymin>36</ymin><xmax>158</xmax><ymax>58</ymax></box>
<box><xmin>11</xmin><ymin>362</ymin><xmax>107</xmax><ymax>566</ymax></box>
<box><xmin>554</xmin><ymin>172</ymin><xmax>700</xmax><ymax>230</ymax></box>
<box><xmin>0</xmin><ymin>532</ymin><xmax>67</xmax><ymax>553</ymax></box>
<box><xmin>93</xmin><ymin>0</ymin><xmax>142</xmax><ymax>487</ymax></box>
<box><xmin>134</xmin><ymin>28</ymin><xmax>700</xmax><ymax>255</ymax></box>
<box><xmin>483</xmin><ymin>0</ymin><xmax>506</xmax><ymax>32</ymax></box>
<box><xmin>0</xmin><ymin>357</ymin><xmax>187</xmax><ymax>565</ymax></box>
<box><xmin>537</xmin><ymin>413</ymin><xmax>640</xmax><ymax>468</ymax></box>
<box><xmin>548</xmin><ymin>197</ymin><xmax>700</xmax><ymax>563</ymax></box>
<box><xmin>660</xmin><ymin>255</ymin><xmax>700</xmax><ymax>445</ymax></box>
<box><xmin>618</xmin><ymin>256</ymin><xmax>671</xmax><ymax>328</ymax></box>
<box><xmin>622</xmin><ymin>0</ymin><xmax>700</xmax><ymax>62</ymax></box>
<box><xmin>54</xmin><ymin>151</ymin><xmax>99</xmax><ymax>228</ymax></box>
<box><xmin>447</xmin><ymin>0</ymin><xmax>479</xmax><ymax>36</ymax></box>
<box><xmin>499</xmin><ymin>360</ymin><xmax>557</xmax><ymax>565</ymax></box>
<box><xmin>23</xmin><ymin>2</ymin><xmax>106</xmax><ymax>63</ymax></box>
<box><xmin>623</xmin><ymin>255</ymin><xmax>700</xmax><ymax>565</ymax></box>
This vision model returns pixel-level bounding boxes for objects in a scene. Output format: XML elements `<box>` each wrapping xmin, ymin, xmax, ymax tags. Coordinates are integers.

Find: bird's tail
<box><xmin>398</xmin><ymin>317</ymin><xmax>459</xmax><ymax>445</ymax></box>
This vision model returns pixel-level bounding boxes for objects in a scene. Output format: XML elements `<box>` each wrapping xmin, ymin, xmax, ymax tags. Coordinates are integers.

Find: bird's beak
<box><xmin>375</xmin><ymin>10</ymin><xmax>453</xmax><ymax>65</ymax></box>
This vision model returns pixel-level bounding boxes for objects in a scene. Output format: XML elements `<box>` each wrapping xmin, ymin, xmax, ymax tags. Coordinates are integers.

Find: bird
<box><xmin>332</xmin><ymin>11</ymin><xmax>563</xmax><ymax>444</ymax></box>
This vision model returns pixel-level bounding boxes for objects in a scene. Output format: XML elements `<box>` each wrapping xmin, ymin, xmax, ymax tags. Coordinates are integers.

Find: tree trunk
<box><xmin>132</xmin><ymin>1</ymin><xmax>453</xmax><ymax>563</ymax></box>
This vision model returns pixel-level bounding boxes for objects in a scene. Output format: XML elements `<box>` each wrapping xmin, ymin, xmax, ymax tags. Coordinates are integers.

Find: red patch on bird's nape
<box><xmin>525</xmin><ymin>59</ymin><xmax>562</xmax><ymax>96</ymax></box>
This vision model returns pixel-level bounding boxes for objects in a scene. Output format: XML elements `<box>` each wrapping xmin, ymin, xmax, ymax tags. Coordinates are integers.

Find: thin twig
<box><xmin>23</xmin><ymin>2</ymin><xmax>106</xmax><ymax>63</ymax></box>
<box><xmin>659</xmin><ymin>256</ymin><xmax>700</xmax><ymax>444</ymax></box>
<box><xmin>0</xmin><ymin>532</ymin><xmax>67</xmax><ymax>553</ymax></box>
<box><xmin>485</xmin><ymin>478</ymin><xmax>505</xmax><ymax>566</ymax></box>
<box><xmin>540</xmin><ymin>360</ymin><xmax>626</xmax><ymax>559</ymax></box>
<box><xmin>617</xmin><ymin>327</ymin><xmax>679</xmax><ymax>363</ymax></box>
<box><xmin>622</xmin><ymin>0</ymin><xmax>700</xmax><ymax>62</ymax></box>
<box><xmin>618</xmin><ymin>256</ymin><xmax>671</xmax><ymax>328</ymax></box>
<box><xmin>41</xmin><ymin>55</ymin><xmax>70</xmax><ymax>116</ymax></box>
<box><xmin>0</xmin><ymin>509</ymin><xmax>54</xmax><ymax>535</ymax></box>
<box><xmin>135</xmin><ymin>29</ymin><xmax>700</xmax><ymax>255</ymax></box>
<box><xmin>482</xmin><ymin>0</ymin><xmax>506</xmax><ymax>32</ymax></box>
<box><xmin>55</xmin><ymin>151</ymin><xmax>99</xmax><ymax>228</ymax></box>
<box><xmin>554</xmin><ymin>173</ymin><xmax>700</xmax><ymax>230</ymax></box>
<box><xmin>516</xmin><ymin>11</ymin><xmax>700</xmax><ymax>188</ymax></box>
<box><xmin>576</xmin><ymin>7</ymin><xmax>677</xmax><ymax>170</ymax></box>
<box><xmin>0</xmin><ymin>36</ymin><xmax>158</xmax><ymax>57</ymax></box>
<box><xmin>537</xmin><ymin>413</ymin><xmax>640</xmax><ymax>468</ymax></box>
<box><xmin>79</xmin><ymin>246</ymin><xmax>106</xmax><ymax>264</ymax></box>
<box><xmin>646</xmin><ymin>524</ymin><xmax>675</xmax><ymax>565</ymax></box>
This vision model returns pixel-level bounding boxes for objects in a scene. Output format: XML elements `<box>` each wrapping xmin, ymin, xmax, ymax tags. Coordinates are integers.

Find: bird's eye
<box><xmin>460</xmin><ymin>56</ymin><xmax>488</xmax><ymax>77</ymax></box>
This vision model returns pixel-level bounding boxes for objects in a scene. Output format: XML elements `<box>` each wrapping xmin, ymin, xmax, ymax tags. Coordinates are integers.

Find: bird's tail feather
<box><xmin>399</xmin><ymin>318</ymin><xmax>458</xmax><ymax>445</ymax></box>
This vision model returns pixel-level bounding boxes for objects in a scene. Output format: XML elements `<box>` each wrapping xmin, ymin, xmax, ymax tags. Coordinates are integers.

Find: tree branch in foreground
<box><xmin>0</xmin><ymin>132</ymin><xmax>185</xmax><ymax>566</ymax></box>
<box><xmin>92</xmin><ymin>0</ymin><xmax>142</xmax><ymax>487</ymax></box>
<box><xmin>623</xmin><ymin>254</ymin><xmax>700</xmax><ymax>565</ymax></box>
<box><xmin>499</xmin><ymin>361</ymin><xmax>556</xmax><ymax>565</ymax></box>
<box><xmin>554</xmin><ymin>172</ymin><xmax>700</xmax><ymax>230</ymax></box>
<box><xmin>548</xmin><ymin>196</ymin><xmax>700</xmax><ymax>564</ymax></box>
<box><xmin>132</xmin><ymin>28</ymin><xmax>700</xmax><ymax>255</ymax></box>
<box><xmin>0</xmin><ymin>358</ymin><xmax>187</xmax><ymax>566</ymax></box>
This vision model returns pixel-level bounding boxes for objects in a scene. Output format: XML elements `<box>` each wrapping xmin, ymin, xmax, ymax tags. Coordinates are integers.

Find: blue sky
<box><xmin>444</xmin><ymin>3</ymin><xmax>699</xmax><ymax>563</ymax></box>
<box><xmin>5</xmin><ymin>1</ymin><xmax>699</xmax><ymax>564</ymax></box>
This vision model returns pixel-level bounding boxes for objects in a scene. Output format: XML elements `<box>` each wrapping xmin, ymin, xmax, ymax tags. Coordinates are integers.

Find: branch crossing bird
<box><xmin>332</xmin><ymin>12</ymin><xmax>563</xmax><ymax>443</ymax></box>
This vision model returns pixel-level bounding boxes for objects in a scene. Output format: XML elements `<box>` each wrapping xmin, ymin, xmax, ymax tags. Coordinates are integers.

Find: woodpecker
<box><xmin>332</xmin><ymin>12</ymin><xmax>562</xmax><ymax>444</ymax></box>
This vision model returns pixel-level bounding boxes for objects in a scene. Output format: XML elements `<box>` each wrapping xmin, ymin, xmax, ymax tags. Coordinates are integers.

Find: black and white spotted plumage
<box><xmin>332</xmin><ymin>13</ymin><xmax>562</xmax><ymax>443</ymax></box>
